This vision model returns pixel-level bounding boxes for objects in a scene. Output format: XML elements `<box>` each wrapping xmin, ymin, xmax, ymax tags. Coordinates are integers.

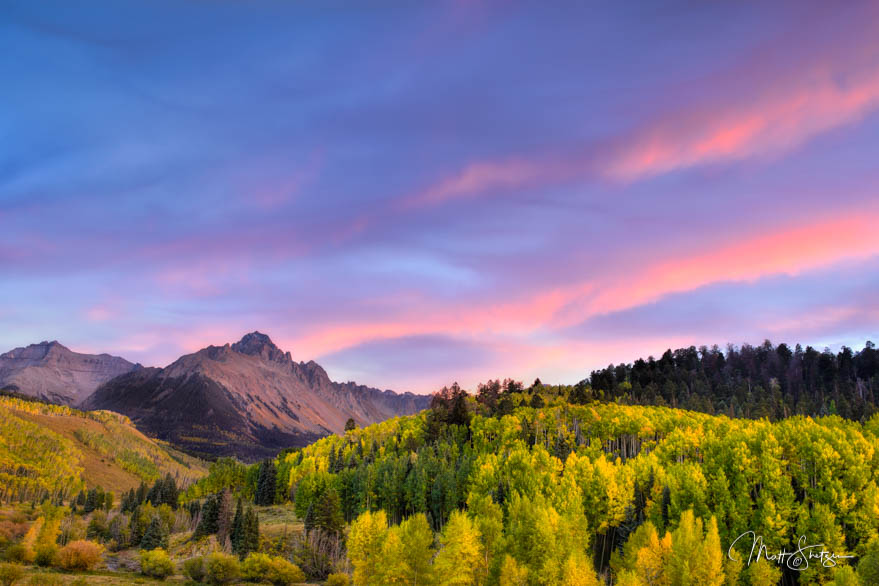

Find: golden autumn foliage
<box><xmin>0</xmin><ymin>396</ymin><xmax>206</xmax><ymax>504</ymax></box>
<box><xmin>224</xmin><ymin>396</ymin><xmax>879</xmax><ymax>583</ymax></box>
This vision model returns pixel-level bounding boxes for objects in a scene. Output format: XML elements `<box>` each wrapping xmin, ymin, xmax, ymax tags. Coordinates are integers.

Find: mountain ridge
<box><xmin>83</xmin><ymin>331</ymin><xmax>429</xmax><ymax>460</ymax></box>
<box><xmin>0</xmin><ymin>340</ymin><xmax>138</xmax><ymax>405</ymax></box>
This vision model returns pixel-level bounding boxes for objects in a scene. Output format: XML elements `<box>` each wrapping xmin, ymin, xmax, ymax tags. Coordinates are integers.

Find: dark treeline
<box><xmin>583</xmin><ymin>340</ymin><xmax>878</xmax><ymax>421</ymax></box>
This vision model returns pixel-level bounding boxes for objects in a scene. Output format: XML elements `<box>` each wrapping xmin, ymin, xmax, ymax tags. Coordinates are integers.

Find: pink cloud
<box><xmin>583</xmin><ymin>208</ymin><xmax>879</xmax><ymax>319</ymax></box>
<box><xmin>283</xmin><ymin>280</ymin><xmax>594</xmax><ymax>357</ymax></box>
<box><xmin>395</xmin><ymin>42</ymin><xmax>879</xmax><ymax>210</ymax></box>
<box><xmin>239</xmin><ymin>150</ymin><xmax>324</xmax><ymax>210</ymax></box>
<box><xmin>85</xmin><ymin>305</ymin><xmax>116</xmax><ymax>322</ymax></box>
<box><xmin>606</xmin><ymin>68</ymin><xmax>879</xmax><ymax>181</ymax></box>
<box><xmin>285</xmin><ymin>206</ymin><xmax>879</xmax><ymax>364</ymax></box>
<box><xmin>399</xmin><ymin>159</ymin><xmax>546</xmax><ymax>209</ymax></box>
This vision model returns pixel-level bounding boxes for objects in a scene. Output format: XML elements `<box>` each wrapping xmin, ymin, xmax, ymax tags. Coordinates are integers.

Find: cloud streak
<box><xmin>606</xmin><ymin>68</ymin><xmax>879</xmax><ymax>181</ymax></box>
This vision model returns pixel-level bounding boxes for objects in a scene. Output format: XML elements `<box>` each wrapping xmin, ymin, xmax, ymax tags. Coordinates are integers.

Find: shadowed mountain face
<box><xmin>0</xmin><ymin>341</ymin><xmax>137</xmax><ymax>405</ymax></box>
<box><xmin>83</xmin><ymin>332</ymin><xmax>430</xmax><ymax>460</ymax></box>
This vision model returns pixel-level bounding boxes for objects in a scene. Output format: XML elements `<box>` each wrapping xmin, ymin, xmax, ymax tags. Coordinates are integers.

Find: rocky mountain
<box><xmin>83</xmin><ymin>332</ymin><xmax>430</xmax><ymax>460</ymax></box>
<box><xmin>0</xmin><ymin>341</ymin><xmax>137</xmax><ymax>405</ymax></box>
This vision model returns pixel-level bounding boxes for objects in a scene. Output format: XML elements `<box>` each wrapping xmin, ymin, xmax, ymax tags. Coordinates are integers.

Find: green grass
<box><xmin>253</xmin><ymin>503</ymin><xmax>303</xmax><ymax>540</ymax></box>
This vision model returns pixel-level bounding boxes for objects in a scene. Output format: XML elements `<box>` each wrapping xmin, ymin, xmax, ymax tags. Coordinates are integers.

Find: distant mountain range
<box><xmin>0</xmin><ymin>341</ymin><xmax>138</xmax><ymax>405</ymax></box>
<box><xmin>0</xmin><ymin>332</ymin><xmax>429</xmax><ymax>461</ymax></box>
<box><xmin>0</xmin><ymin>332</ymin><xmax>430</xmax><ymax>460</ymax></box>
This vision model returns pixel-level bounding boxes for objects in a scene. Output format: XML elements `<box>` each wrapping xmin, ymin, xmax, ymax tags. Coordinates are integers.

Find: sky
<box><xmin>2</xmin><ymin>1</ymin><xmax>878</xmax><ymax>394</ymax></box>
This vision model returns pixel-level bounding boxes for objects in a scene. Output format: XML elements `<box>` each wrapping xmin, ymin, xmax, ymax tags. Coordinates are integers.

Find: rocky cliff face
<box><xmin>0</xmin><ymin>341</ymin><xmax>137</xmax><ymax>405</ymax></box>
<box><xmin>83</xmin><ymin>332</ymin><xmax>429</xmax><ymax>460</ymax></box>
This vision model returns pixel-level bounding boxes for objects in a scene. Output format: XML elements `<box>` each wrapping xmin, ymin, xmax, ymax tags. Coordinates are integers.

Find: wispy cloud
<box><xmin>605</xmin><ymin>68</ymin><xmax>879</xmax><ymax>181</ymax></box>
<box><xmin>399</xmin><ymin>159</ymin><xmax>543</xmax><ymax>209</ymax></box>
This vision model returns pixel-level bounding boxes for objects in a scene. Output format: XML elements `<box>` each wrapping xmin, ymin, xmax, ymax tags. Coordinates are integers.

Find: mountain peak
<box><xmin>231</xmin><ymin>331</ymin><xmax>289</xmax><ymax>362</ymax></box>
<box><xmin>42</xmin><ymin>340</ymin><xmax>69</xmax><ymax>354</ymax></box>
<box><xmin>0</xmin><ymin>341</ymin><xmax>136</xmax><ymax>405</ymax></box>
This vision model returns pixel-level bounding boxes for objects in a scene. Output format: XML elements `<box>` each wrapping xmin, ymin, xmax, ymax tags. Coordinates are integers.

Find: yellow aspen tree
<box><xmin>378</xmin><ymin>528</ymin><xmax>409</xmax><ymax>585</ymax></box>
<box><xmin>348</xmin><ymin>510</ymin><xmax>388</xmax><ymax>586</ymax></box>
<box><xmin>667</xmin><ymin>509</ymin><xmax>702</xmax><ymax>585</ymax></box>
<box><xmin>635</xmin><ymin>529</ymin><xmax>672</xmax><ymax>586</ymax></box>
<box><xmin>692</xmin><ymin>516</ymin><xmax>725</xmax><ymax>586</ymax></box>
<box><xmin>498</xmin><ymin>555</ymin><xmax>528</xmax><ymax>586</ymax></box>
<box><xmin>434</xmin><ymin>510</ymin><xmax>483</xmax><ymax>586</ymax></box>
<box><xmin>745</xmin><ymin>561</ymin><xmax>781</xmax><ymax>586</ymax></box>
<box><xmin>560</xmin><ymin>552</ymin><xmax>601</xmax><ymax>586</ymax></box>
<box><xmin>398</xmin><ymin>513</ymin><xmax>435</xmax><ymax>586</ymax></box>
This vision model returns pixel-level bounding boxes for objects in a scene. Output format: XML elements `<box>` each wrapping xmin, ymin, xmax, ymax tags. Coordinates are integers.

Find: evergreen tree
<box><xmin>188</xmin><ymin>500</ymin><xmax>201</xmax><ymax>525</ymax></box>
<box><xmin>255</xmin><ymin>460</ymin><xmax>277</xmax><ymax>506</ymax></box>
<box><xmin>304</xmin><ymin>503</ymin><xmax>315</xmax><ymax>534</ymax></box>
<box><xmin>146</xmin><ymin>480</ymin><xmax>160</xmax><ymax>505</ymax></box>
<box><xmin>84</xmin><ymin>488</ymin><xmax>98</xmax><ymax>513</ymax></box>
<box><xmin>345</xmin><ymin>418</ymin><xmax>357</xmax><ymax>432</ymax></box>
<box><xmin>241</xmin><ymin>507</ymin><xmax>259</xmax><ymax>558</ymax></box>
<box><xmin>159</xmin><ymin>474</ymin><xmax>178</xmax><ymax>509</ymax></box>
<box><xmin>195</xmin><ymin>494</ymin><xmax>220</xmax><ymax>537</ymax></box>
<box><xmin>135</xmin><ymin>481</ymin><xmax>147</xmax><ymax>506</ymax></box>
<box><xmin>660</xmin><ymin>485</ymin><xmax>671</xmax><ymax>530</ymax></box>
<box><xmin>313</xmin><ymin>487</ymin><xmax>345</xmax><ymax>537</ymax></box>
<box><xmin>140</xmin><ymin>516</ymin><xmax>167</xmax><ymax>550</ymax></box>
<box><xmin>231</xmin><ymin>498</ymin><xmax>244</xmax><ymax>556</ymax></box>
<box><xmin>328</xmin><ymin>446</ymin><xmax>338</xmax><ymax>473</ymax></box>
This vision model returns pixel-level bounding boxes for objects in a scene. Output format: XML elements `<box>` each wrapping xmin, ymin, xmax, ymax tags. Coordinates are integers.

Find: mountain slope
<box><xmin>0</xmin><ymin>395</ymin><xmax>207</xmax><ymax>502</ymax></box>
<box><xmin>279</xmin><ymin>393</ymin><xmax>879</xmax><ymax>582</ymax></box>
<box><xmin>0</xmin><ymin>341</ymin><xmax>137</xmax><ymax>406</ymax></box>
<box><xmin>84</xmin><ymin>332</ymin><xmax>430</xmax><ymax>460</ymax></box>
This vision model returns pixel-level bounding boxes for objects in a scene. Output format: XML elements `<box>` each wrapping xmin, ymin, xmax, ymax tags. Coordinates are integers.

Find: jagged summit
<box><xmin>230</xmin><ymin>331</ymin><xmax>291</xmax><ymax>363</ymax></box>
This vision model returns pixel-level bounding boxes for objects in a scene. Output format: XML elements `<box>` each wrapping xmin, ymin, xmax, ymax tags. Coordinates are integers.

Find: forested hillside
<box><xmin>584</xmin><ymin>340</ymin><xmax>878</xmax><ymax>421</ymax></box>
<box><xmin>0</xmin><ymin>395</ymin><xmax>207</xmax><ymax>505</ymax></box>
<box><xmin>186</xmin><ymin>385</ymin><xmax>879</xmax><ymax>584</ymax></box>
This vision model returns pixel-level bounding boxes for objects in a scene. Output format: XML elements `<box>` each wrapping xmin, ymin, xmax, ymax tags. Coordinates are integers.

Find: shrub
<box><xmin>241</xmin><ymin>552</ymin><xmax>273</xmax><ymax>581</ymax></box>
<box><xmin>86</xmin><ymin>511</ymin><xmax>109</xmax><ymax>542</ymax></box>
<box><xmin>33</xmin><ymin>543</ymin><xmax>58</xmax><ymax>567</ymax></box>
<box><xmin>242</xmin><ymin>553</ymin><xmax>305</xmax><ymax>585</ymax></box>
<box><xmin>0</xmin><ymin>521</ymin><xmax>27</xmax><ymax>545</ymax></box>
<box><xmin>183</xmin><ymin>556</ymin><xmax>207</xmax><ymax>582</ymax></box>
<box><xmin>55</xmin><ymin>540</ymin><xmax>103</xmax><ymax>571</ymax></box>
<box><xmin>325</xmin><ymin>574</ymin><xmax>350</xmax><ymax>586</ymax></box>
<box><xmin>2</xmin><ymin>545</ymin><xmax>26</xmax><ymax>564</ymax></box>
<box><xmin>0</xmin><ymin>563</ymin><xmax>24</xmax><ymax>586</ymax></box>
<box><xmin>205</xmin><ymin>552</ymin><xmax>240</xmax><ymax>585</ymax></box>
<box><xmin>140</xmin><ymin>548</ymin><xmax>174</xmax><ymax>579</ymax></box>
<box><xmin>293</xmin><ymin>529</ymin><xmax>344</xmax><ymax>581</ymax></box>
<box><xmin>266</xmin><ymin>557</ymin><xmax>305</xmax><ymax>585</ymax></box>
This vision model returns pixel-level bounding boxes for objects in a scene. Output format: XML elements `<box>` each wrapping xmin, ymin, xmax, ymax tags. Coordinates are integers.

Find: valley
<box><xmin>0</xmin><ymin>340</ymin><xmax>875</xmax><ymax>584</ymax></box>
